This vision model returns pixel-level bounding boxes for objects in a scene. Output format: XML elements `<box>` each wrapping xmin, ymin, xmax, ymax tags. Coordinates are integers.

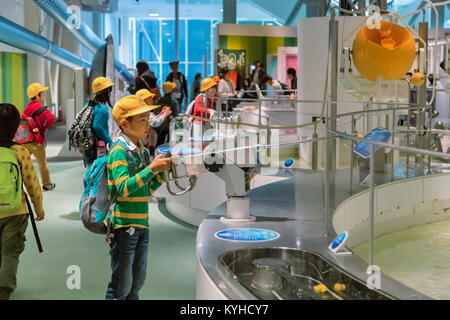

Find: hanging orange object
<box><xmin>353</xmin><ymin>20</ymin><xmax>416</xmax><ymax>82</ymax></box>
<box><xmin>410</xmin><ymin>72</ymin><xmax>425</xmax><ymax>87</ymax></box>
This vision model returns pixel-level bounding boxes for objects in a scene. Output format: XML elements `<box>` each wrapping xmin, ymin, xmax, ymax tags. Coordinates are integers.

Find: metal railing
<box><xmin>172</xmin><ymin>91</ymin><xmax>450</xmax><ymax>269</ymax></box>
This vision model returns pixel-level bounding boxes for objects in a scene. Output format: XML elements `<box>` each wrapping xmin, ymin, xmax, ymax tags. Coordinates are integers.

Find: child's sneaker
<box><xmin>43</xmin><ymin>183</ymin><xmax>56</xmax><ymax>191</ymax></box>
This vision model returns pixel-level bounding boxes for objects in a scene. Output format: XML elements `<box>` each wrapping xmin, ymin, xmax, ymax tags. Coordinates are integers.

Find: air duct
<box><xmin>32</xmin><ymin>0</ymin><xmax>134</xmax><ymax>83</ymax></box>
<box><xmin>0</xmin><ymin>16</ymin><xmax>91</xmax><ymax>70</ymax></box>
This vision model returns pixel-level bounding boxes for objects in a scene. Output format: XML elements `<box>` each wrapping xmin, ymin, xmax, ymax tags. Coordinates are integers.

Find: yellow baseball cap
<box><xmin>112</xmin><ymin>95</ymin><xmax>155</xmax><ymax>125</ymax></box>
<box><xmin>27</xmin><ymin>83</ymin><xmax>49</xmax><ymax>99</ymax></box>
<box><xmin>162</xmin><ymin>81</ymin><xmax>177</xmax><ymax>94</ymax></box>
<box><xmin>136</xmin><ymin>89</ymin><xmax>156</xmax><ymax>101</ymax></box>
<box><xmin>200</xmin><ymin>78</ymin><xmax>217</xmax><ymax>92</ymax></box>
<box><xmin>92</xmin><ymin>76</ymin><xmax>114</xmax><ymax>94</ymax></box>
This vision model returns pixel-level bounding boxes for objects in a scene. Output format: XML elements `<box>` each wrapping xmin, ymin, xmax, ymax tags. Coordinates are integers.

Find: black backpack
<box><xmin>279</xmin><ymin>82</ymin><xmax>292</xmax><ymax>95</ymax></box>
<box><xmin>68</xmin><ymin>102</ymin><xmax>95</xmax><ymax>152</ymax></box>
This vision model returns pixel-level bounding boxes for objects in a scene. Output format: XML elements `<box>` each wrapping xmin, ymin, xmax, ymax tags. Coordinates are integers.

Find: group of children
<box><xmin>0</xmin><ymin>69</ymin><xmax>225</xmax><ymax>300</ymax></box>
<box><xmin>0</xmin><ymin>75</ymin><xmax>176</xmax><ymax>299</ymax></box>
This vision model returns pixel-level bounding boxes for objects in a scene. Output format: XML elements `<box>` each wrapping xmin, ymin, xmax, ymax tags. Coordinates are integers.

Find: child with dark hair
<box><xmin>83</xmin><ymin>77</ymin><xmax>115</xmax><ymax>167</ymax></box>
<box><xmin>0</xmin><ymin>103</ymin><xmax>44</xmax><ymax>300</ymax></box>
<box><xmin>287</xmin><ymin>68</ymin><xmax>297</xmax><ymax>90</ymax></box>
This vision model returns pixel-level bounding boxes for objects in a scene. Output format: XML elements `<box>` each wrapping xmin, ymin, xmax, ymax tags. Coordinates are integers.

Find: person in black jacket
<box><xmin>129</xmin><ymin>60</ymin><xmax>158</xmax><ymax>94</ymax></box>
<box><xmin>287</xmin><ymin>68</ymin><xmax>297</xmax><ymax>90</ymax></box>
<box><xmin>251</xmin><ymin>60</ymin><xmax>265</xmax><ymax>89</ymax></box>
<box><xmin>235</xmin><ymin>64</ymin><xmax>246</xmax><ymax>92</ymax></box>
<box><xmin>166</xmin><ymin>61</ymin><xmax>188</xmax><ymax>113</ymax></box>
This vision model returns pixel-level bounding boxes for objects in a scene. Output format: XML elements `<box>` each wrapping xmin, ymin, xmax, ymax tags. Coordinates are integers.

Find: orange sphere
<box><xmin>410</xmin><ymin>72</ymin><xmax>425</xmax><ymax>87</ymax></box>
<box><xmin>353</xmin><ymin>20</ymin><xmax>416</xmax><ymax>82</ymax></box>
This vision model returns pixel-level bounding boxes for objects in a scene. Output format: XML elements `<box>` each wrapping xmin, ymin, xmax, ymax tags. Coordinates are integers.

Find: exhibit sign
<box><xmin>353</xmin><ymin>127</ymin><xmax>391</xmax><ymax>158</ymax></box>
<box><xmin>216</xmin><ymin>49</ymin><xmax>246</xmax><ymax>73</ymax></box>
<box><xmin>215</xmin><ymin>228</ymin><xmax>280</xmax><ymax>242</ymax></box>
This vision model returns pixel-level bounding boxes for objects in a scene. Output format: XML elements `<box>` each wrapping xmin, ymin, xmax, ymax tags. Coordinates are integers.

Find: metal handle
<box><xmin>166</xmin><ymin>175</ymin><xmax>198</xmax><ymax>196</ymax></box>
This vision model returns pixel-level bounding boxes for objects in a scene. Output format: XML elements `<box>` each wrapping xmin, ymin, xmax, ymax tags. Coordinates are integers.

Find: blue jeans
<box><xmin>105</xmin><ymin>228</ymin><xmax>149</xmax><ymax>300</ymax></box>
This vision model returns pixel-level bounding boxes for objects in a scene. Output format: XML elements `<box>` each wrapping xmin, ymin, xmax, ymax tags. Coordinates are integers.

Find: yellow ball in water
<box><xmin>313</xmin><ymin>284</ymin><xmax>327</xmax><ymax>293</ymax></box>
<box><xmin>410</xmin><ymin>72</ymin><xmax>425</xmax><ymax>87</ymax></box>
<box><xmin>334</xmin><ymin>283</ymin><xmax>346</xmax><ymax>292</ymax></box>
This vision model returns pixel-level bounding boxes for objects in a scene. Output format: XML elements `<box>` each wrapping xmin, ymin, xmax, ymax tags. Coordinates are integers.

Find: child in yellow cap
<box><xmin>135</xmin><ymin>89</ymin><xmax>172</xmax><ymax>153</ymax></box>
<box><xmin>22</xmin><ymin>82</ymin><xmax>55</xmax><ymax>191</ymax></box>
<box><xmin>105</xmin><ymin>95</ymin><xmax>171</xmax><ymax>300</ymax></box>
<box><xmin>83</xmin><ymin>76</ymin><xmax>115</xmax><ymax>167</ymax></box>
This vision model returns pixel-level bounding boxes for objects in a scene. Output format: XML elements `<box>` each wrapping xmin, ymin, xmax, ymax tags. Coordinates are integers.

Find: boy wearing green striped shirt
<box><xmin>105</xmin><ymin>95</ymin><xmax>172</xmax><ymax>300</ymax></box>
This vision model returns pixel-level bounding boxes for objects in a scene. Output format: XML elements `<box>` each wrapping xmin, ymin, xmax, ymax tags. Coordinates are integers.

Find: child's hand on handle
<box><xmin>36</xmin><ymin>211</ymin><xmax>45</xmax><ymax>221</ymax></box>
<box><xmin>149</xmin><ymin>154</ymin><xmax>172</xmax><ymax>173</ymax></box>
<box><xmin>162</xmin><ymin>106</ymin><xmax>172</xmax><ymax>117</ymax></box>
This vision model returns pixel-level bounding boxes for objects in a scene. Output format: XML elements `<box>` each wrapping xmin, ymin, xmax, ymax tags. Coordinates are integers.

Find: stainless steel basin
<box><xmin>218</xmin><ymin>247</ymin><xmax>394</xmax><ymax>300</ymax></box>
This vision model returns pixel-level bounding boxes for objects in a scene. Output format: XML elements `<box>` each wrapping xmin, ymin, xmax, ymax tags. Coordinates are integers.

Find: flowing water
<box><xmin>352</xmin><ymin>219</ymin><xmax>450</xmax><ymax>300</ymax></box>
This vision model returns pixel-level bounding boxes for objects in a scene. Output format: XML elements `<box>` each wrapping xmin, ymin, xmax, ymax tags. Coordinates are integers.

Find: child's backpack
<box><xmin>68</xmin><ymin>104</ymin><xmax>95</xmax><ymax>152</ymax></box>
<box><xmin>15</xmin><ymin>107</ymin><xmax>47</xmax><ymax>144</ymax></box>
<box><xmin>0</xmin><ymin>146</ymin><xmax>23</xmax><ymax>212</ymax></box>
<box><xmin>279</xmin><ymin>82</ymin><xmax>292</xmax><ymax>95</ymax></box>
<box><xmin>79</xmin><ymin>140</ymin><xmax>150</xmax><ymax>239</ymax></box>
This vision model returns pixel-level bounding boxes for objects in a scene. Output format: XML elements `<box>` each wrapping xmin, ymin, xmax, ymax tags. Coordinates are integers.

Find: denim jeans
<box><xmin>105</xmin><ymin>227</ymin><xmax>149</xmax><ymax>300</ymax></box>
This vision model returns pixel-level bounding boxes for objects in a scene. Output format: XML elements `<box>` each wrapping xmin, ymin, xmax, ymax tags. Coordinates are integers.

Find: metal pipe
<box><xmin>326</xmin><ymin>17</ymin><xmax>338</xmax><ymax>235</ymax></box>
<box><xmin>0</xmin><ymin>16</ymin><xmax>90</xmax><ymax>70</ymax></box>
<box><xmin>349</xmin><ymin>114</ymin><xmax>355</xmax><ymax>194</ymax></box>
<box><xmin>368</xmin><ymin>143</ymin><xmax>375</xmax><ymax>270</ymax></box>
<box><xmin>376</xmin><ymin>0</ymin><xmax>387</xmax><ymax>11</ymax></box>
<box><xmin>357</xmin><ymin>0</ymin><xmax>366</xmax><ymax>15</ymax></box>
<box><xmin>175</xmin><ymin>0</ymin><xmax>179</xmax><ymax>61</ymax></box>
<box><xmin>391</xmin><ymin>109</ymin><xmax>395</xmax><ymax>181</ymax></box>
<box><xmin>312</xmin><ymin>121</ymin><xmax>318</xmax><ymax>171</ymax></box>
<box><xmin>32</xmin><ymin>0</ymin><xmax>133</xmax><ymax>83</ymax></box>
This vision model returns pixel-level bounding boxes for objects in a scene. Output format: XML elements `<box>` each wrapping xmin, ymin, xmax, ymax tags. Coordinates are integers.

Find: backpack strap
<box><xmin>31</xmin><ymin>106</ymin><xmax>47</xmax><ymax>118</ymax></box>
<box><xmin>0</xmin><ymin>140</ymin><xmax>17</xmax><ymax>148</ymax></box>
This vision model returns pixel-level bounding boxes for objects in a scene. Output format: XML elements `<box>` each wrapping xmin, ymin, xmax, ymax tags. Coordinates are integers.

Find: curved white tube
<box><xmin>402</xmin><ymin>0</ymin><xmax>450</xmax><ymax>19</ymax></box>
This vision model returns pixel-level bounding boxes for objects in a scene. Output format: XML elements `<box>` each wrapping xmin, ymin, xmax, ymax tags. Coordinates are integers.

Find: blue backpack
<box><xmin>79</xmin><ymin>140</ymin><xmax>150</xmax><ymax>239</ymax></box>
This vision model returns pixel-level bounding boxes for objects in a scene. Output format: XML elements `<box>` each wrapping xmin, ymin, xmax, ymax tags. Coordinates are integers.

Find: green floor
<box><xmin>11</xmin><ymin>161</ymin><xmax>198</xmax><ymax>300</ymax></box>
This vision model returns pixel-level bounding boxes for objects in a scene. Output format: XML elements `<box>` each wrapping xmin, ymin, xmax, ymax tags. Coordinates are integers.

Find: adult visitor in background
<box><xmin>251</xmin><ymin>60</ymin><xmax>265</xmax><ymax>89</ymax></box>
<box><xmin>131</xmin><ymin>60</ymin><xmax>158</xmax><ymax>94</ymax></box>
<box><xmin>190</xmin><ymin>73</ymin><xmax>201</xmax><ymax>102</ymax></box>
<box><xmin>218</xmin><ymin>68</ymin><xmax>238</xmax><ymax>111</ymax></box>
<box><xmin>287</xmin><ymin>68</ymin><xmax>297</xmax><ymax>90</ymax></box>
<box><xmin>235</xmin><ymin>64</ymin><xmax>246</xmax><ymax>92</ymax></box>
<box><xmin>22</xmin><ymin>83</ymin><xmax>56</xmax><ymax>191</ymax></box>
<box><xmin>166</xmin><ymin>61</ymin><xmax>188</xmax><ymax>113</ymax></box>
